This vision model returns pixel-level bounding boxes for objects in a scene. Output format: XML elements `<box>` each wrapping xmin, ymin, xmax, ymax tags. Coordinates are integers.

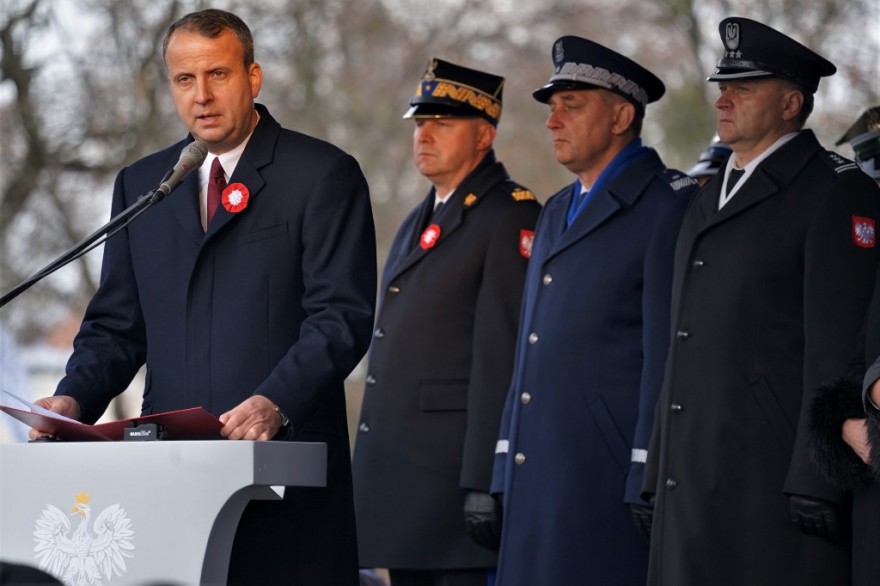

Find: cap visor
<box><xmin>533</xmin><ymin>80</ymin><xmax>603</xmax><ymax>103</ymax></box>
<box><xmin>707</xmin><ymin>69</ymin><xmax>774</xmax><ymax>82</ymax></box>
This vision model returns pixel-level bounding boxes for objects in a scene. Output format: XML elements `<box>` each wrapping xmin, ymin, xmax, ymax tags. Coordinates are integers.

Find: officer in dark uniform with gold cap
<box><xmin>352</xmin><ymin>59</ymin><xmax>540</xmax><ymax>586</ymax></box>
<box><xmin>644</xmin><ymin>17</ymin><xmax>880</xmax><ymax>586</ymax></box>
<box><xmin>490</xmin><ymin>36</ymin><xmax>696</xmax><ymax>585</ymax></box>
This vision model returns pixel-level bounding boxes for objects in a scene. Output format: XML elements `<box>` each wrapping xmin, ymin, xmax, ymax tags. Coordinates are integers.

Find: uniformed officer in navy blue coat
<box><xmin>489</xmin><ymin>36</ymin><xmax>696</xmax><ymax>585</ymax></box>
<box><xmin>352</xmin><ymin>59</ymin><xmax>540</xmax><ymax>586</ymax></box>
<box><xmin>644</xmin><ymin>17</ymin><xmax>880</xmax><ymax>586</ymax></box>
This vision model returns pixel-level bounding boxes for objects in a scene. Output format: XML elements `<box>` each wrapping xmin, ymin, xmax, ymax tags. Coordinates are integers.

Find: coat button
<box><xmin>374</xmin><ymin>328</ymin><xmax>385</xmax><ymax>339</ymax></box>
<box><xmin>692</xmin><ymin>259</ymin><xmax>705</xmax><ymax>268</ymax></box>
<box><xmin>365</xmin><ymin>374</ymin><xmax>376</xmax><ymax>386</ymax></box>
<box><xmin>514</xmin><ymin>453</ymin><xmax>526</xmax><ymax>465</ymax></box>
<box><xmin>666</xmin><ymin>478</ymin><xmax>678</xmax><ymax>489</ymax></box>
<box><xmin>388</xmin><ymin>285</ymin><xmax>401</xmax><ymax>294</ymax></box>
<box><xmin>676</xmin><ymin>330</ymin><xmax>689</xmax><ymax>339</ymax></box>
<box><xmin>358</xmin><ymin>422</ymin><xmax>370</xmax><ymax>433</ymax></box>
<box><xmin>670</xmin><ymin>403</ymin><xmax>683</xmax><ymax>412</ymax></box>
<box><xmin>520</xmin><ymin>392</ymin><xmax>532</xmax><ymax>405</ymax></box>
<box><xmin>528</xmin><ymin>332</ymin><xmax>539</xmax><ymax>344</ymax></box>
<box><xmin>542</xmin><ymin>274</ymin><xmax>553</xmax><ymax>286</ymax></box>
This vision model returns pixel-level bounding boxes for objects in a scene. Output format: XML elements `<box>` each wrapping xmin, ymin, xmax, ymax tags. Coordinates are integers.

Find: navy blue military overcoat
<box><xmin>491</xmin><ymin>148</ymin><xmax>695</xmax><ymax>585</ymax></box>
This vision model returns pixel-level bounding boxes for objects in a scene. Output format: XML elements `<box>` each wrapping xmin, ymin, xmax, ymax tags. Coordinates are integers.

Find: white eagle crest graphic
<box><xmin>33</xmin><ymin>492</ymin><xmax>135</xmax><ymax>586</ymax></box>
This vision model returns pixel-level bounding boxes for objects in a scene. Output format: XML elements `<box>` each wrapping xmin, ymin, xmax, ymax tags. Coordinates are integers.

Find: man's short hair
<box><xmin>162</xmin><ymin>9</ymin><xmax>254</xmax><ymax>68</ymax></box>
<box><xmin>778</xmin><ymin>79</ymin><xmax>813</xmax><ymax>127</ymax></box>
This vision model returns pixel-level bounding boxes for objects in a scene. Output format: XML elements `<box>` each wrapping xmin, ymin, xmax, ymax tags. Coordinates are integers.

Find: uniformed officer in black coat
<box><xmin>644</xmin><ymin>17</ymin><xmax>880</xmax><ymax>586</ymax></box>
<box><xmin>352</xmin><ymin>59</ymin><xmax>541</xmax><ymax>586</ymax></box>
<box><xmin>810</xmin><ymin>105</ymin><xmax>880</xmax><ymax>586</ymax></box>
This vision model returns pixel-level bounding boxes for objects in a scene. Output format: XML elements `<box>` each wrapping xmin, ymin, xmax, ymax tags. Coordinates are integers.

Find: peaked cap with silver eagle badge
<box><xmin>403</xmin><ymin>58</ymin><xmax>504</xmax><ymax>126</ymax></box>
<box><xmin>707</xmin><ymin>16</ymin><xmax>836</xmax><ymax>93</ymax></box>
<box><xmin>532</xmin><ymin>35</ymin><xmax>665</xmax><ymax>114</ymax></box>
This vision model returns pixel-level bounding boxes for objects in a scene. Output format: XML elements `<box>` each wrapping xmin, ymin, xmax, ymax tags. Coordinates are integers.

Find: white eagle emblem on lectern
<box><xmin>33</xmin><ymin>492</ymin><xmax>135</xmax><ymax>585</ymax></box>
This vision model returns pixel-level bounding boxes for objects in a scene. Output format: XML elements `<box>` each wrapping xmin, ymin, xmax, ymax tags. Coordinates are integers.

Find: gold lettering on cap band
<box><xmin>416</xmin><ymin>79</ymin><xmax>502</xmax><ymax>120</ymax></box>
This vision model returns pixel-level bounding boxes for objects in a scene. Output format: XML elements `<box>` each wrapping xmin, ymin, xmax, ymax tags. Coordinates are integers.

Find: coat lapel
<box><xmin>385</xmin><ymin>194</ymin><xmax>435</xmax><ymax>280</ymax></box>
<box><xmin>165</xmin><ymin>167</ymin><xmax>204</xmax><ymax>246</ymax></box>
<box><xmin>386</xmin><ymin>151</ymin><xmax>509</xmax><ymax>281</ymax></box>
<box><xmin>203</xmin><ymin>105</ymin><xmax>277</xmax><ymax>241</ymax></box>
<box><xmin>547</xmin><ymin>187</ymin><xmax>622</xmax><ymax>261</ymax></box>
<box><xmin>694</xmin><ymin>131</ymin><xmax>823</xmax><ymax>235</ymax></box>
<box><xmin>542</xmin><ymin>149</ymin><xmax>663</xmax><ymax>264</ymax></box>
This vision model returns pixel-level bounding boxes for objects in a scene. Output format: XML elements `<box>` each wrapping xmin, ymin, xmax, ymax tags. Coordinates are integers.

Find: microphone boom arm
<box><xmin>0</xmin><ymin>188</ymin><xmax>164</xmax><ymax>310</ymax></box>
<box><xmin>0</xmin><ymin>140</ymin><xmax>207</xmax><ymax>310</ymax></box>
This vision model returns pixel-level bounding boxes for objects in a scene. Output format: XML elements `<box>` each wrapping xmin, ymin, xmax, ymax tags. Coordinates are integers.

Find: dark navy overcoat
<box><xmin>55</xmin><ymin>105</ymin><xmax>376</xmax><ymax>585</ymax></box>
<box><xmin>491</xmin><ymin>148</ymin><xmax>694</xmax><ymax>585</ymax></box>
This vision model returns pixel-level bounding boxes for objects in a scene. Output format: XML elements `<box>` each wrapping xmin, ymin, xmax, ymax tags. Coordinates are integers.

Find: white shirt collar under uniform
<box><xmin>718</xmin><ymin>130</ymin><xmax>799</xmax><ymax>210</ymax></box>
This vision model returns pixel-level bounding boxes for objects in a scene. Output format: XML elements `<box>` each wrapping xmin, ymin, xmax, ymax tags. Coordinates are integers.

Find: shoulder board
<box><xmin>659</xmin><ymin>169</ymin><xmax>699</xmax><ymax>193</ymax></box>
<box><xmin>510</xmin><ymin>187</ymin><xmax>537</xmax><ymax>202</ymax></box>
<box><xmin>820</xmin><ymin>150</ymin><xmax>860</xmax><ymax>174</ymax></box>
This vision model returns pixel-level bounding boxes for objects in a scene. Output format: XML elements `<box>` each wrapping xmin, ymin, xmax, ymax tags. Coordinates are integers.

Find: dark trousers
<box><xmin>389</xmin><ymin>569</ymin><xmax>487</xmax><ymax>586</ymax></box>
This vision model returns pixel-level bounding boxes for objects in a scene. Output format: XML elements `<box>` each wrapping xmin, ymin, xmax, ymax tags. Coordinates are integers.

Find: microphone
<box><xmin>156</xmin><ymin>140</ymin><xmax>209</xmax><ymax>197</ymax></box>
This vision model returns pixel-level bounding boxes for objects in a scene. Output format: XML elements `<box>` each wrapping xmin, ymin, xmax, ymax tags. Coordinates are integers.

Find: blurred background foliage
<box><xmin>1</xmin><ymin>0</ymin><xmax>878</xmax><ymax>347</ymax></box>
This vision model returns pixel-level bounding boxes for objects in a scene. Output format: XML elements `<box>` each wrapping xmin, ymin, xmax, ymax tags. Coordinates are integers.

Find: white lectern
<box><xmin>0</xmin><ymin>441</ymin><xmax>326</xmax><ymax>585</ymax></box>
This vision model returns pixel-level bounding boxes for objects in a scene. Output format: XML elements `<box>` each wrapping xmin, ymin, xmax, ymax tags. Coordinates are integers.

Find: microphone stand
<box><xmin>0</xmin><ymin>187</ymin><xmax>171</xmax><ymax>310</ymax></box>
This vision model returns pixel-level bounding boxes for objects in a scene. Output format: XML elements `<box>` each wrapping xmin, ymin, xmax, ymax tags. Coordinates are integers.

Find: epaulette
<box><xmin>660</xmin><ymin>169</ymin><xmax>699</xmax><ymax>192</ymax></box>
<box><xmin>821</xmin><ymin>150</ymin><xmax>860</xmax><ymax>174</ymax></box>
<box><xmin>510</xmin><ymin>187</ymin><xmax>537</xmax><ymax>202</ymax></box>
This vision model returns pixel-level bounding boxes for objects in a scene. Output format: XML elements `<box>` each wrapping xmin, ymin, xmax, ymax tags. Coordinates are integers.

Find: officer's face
<box><xmin>166</xmin><ymin>29</ymin><xmax>263</xmax><ymax>155</ymax></box>
<box><xmin>413</xmin><ymin>118</ymin><xmax>495</xmax><ymax>193</ymax></box>
<box><xmin>714</xmin><ymin>79</ymin><xmax>802</xmax><ymax>161</ymax></box>
<box><xmin>545</xmin><ymin>89</ymin><xmax>624</xmax><ymax>177</ymax></box>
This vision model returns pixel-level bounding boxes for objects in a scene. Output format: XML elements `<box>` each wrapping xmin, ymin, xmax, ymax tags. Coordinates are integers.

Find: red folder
<box><xmin>0</xmin><ymin>405</ymin><xmax>224</xmax><ymax>441</ymax></box>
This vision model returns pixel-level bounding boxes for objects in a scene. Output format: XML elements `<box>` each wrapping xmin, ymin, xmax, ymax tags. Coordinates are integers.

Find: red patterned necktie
<box><xmin>207</xmin><ymin>157</ymin><xmax>226</xmax><ymax>226</ymax></box>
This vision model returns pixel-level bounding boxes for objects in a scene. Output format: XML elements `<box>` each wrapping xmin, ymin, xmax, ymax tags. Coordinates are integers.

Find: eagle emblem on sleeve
<box><xmin>852</xmin><ymin>216</ymin><xmax>876</xmax><ymax>248</ymax></box>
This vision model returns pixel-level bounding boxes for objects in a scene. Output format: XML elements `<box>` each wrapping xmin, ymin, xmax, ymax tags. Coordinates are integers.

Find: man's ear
<box><xmin>780</xmin><ymin>88</ymin><xmax>804</xmax><ymax>122</ymax></box>
<box><xmin>612</xmin><ymin>101</ymin><xmax>636</xmax><ymax>136</ymax></box>
<box><xmin>477</xmin><ymin>120</ymin><xmax>497</xmax><ymax>151</ymax></box>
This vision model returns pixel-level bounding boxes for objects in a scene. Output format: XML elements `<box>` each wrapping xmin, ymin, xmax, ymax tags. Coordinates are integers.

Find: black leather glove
<box><xmin>463</xmin><ymin>491</ymin><xmax>502</xmax><ymax>551</ymax></box>
<box><xmin>630</xmin><ymin>504</ymin><xmax>653</xmax><ymax>541</ymax></box>
<box><xmin>789</xmin><ymin>494</ymin><xmax>840</xmax><ymax>542</ymax></box>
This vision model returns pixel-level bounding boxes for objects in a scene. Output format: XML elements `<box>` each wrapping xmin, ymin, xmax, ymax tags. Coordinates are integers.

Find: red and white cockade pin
<box><xmin>852</xmin><ymin>216</ymin><xmax>876</xmax><ymax>249</ymax></box>
<box><xmin>519</xmin><ymin>229</ymin><xmax>535</xmax><ymax>259</ymax></box>
<box><xmin>420</xmin><ymin>224</ymin><xmax>442</xmax><ymax>250</ymax></box>
<box><xmin>222</xmin><ymin>183</ymin><xmax>250</xmax><ymax>214</ymax></box>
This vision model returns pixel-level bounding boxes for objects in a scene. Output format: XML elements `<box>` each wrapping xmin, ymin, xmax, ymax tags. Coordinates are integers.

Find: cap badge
<box><xmin>852</xmin><ymin>216</ymin><xmax>876</xmax><ymax>248</ymax></box>
<box><xmin>420</xmin><ymin>224</ymin><xmax>442</xmax><ymax>250</ymax></box>
<box><xmin>424</xmin><ymin>59</ymin><xmax>437</xmax><ymax>82</ymax></box>
<box><xmin>725</xmin><ymin>22</ymin><xmax>741</xmax><ymax>53</ymax></box>
<box><xmin>554</xmin><ymin>40</ymin><xmax>565</xmax><ymax>64</ymax></box>
<box><xmin>464</xmin><ymin>193</ymin><xmax>477</xmax><ymax>207</ymax></box>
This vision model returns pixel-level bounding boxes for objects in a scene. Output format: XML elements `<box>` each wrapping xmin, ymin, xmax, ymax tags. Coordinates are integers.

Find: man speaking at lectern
<box><xmin>27</xmin><ymin>8</ymin><xmax>376</xmax><ymax>585</ymax></box>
